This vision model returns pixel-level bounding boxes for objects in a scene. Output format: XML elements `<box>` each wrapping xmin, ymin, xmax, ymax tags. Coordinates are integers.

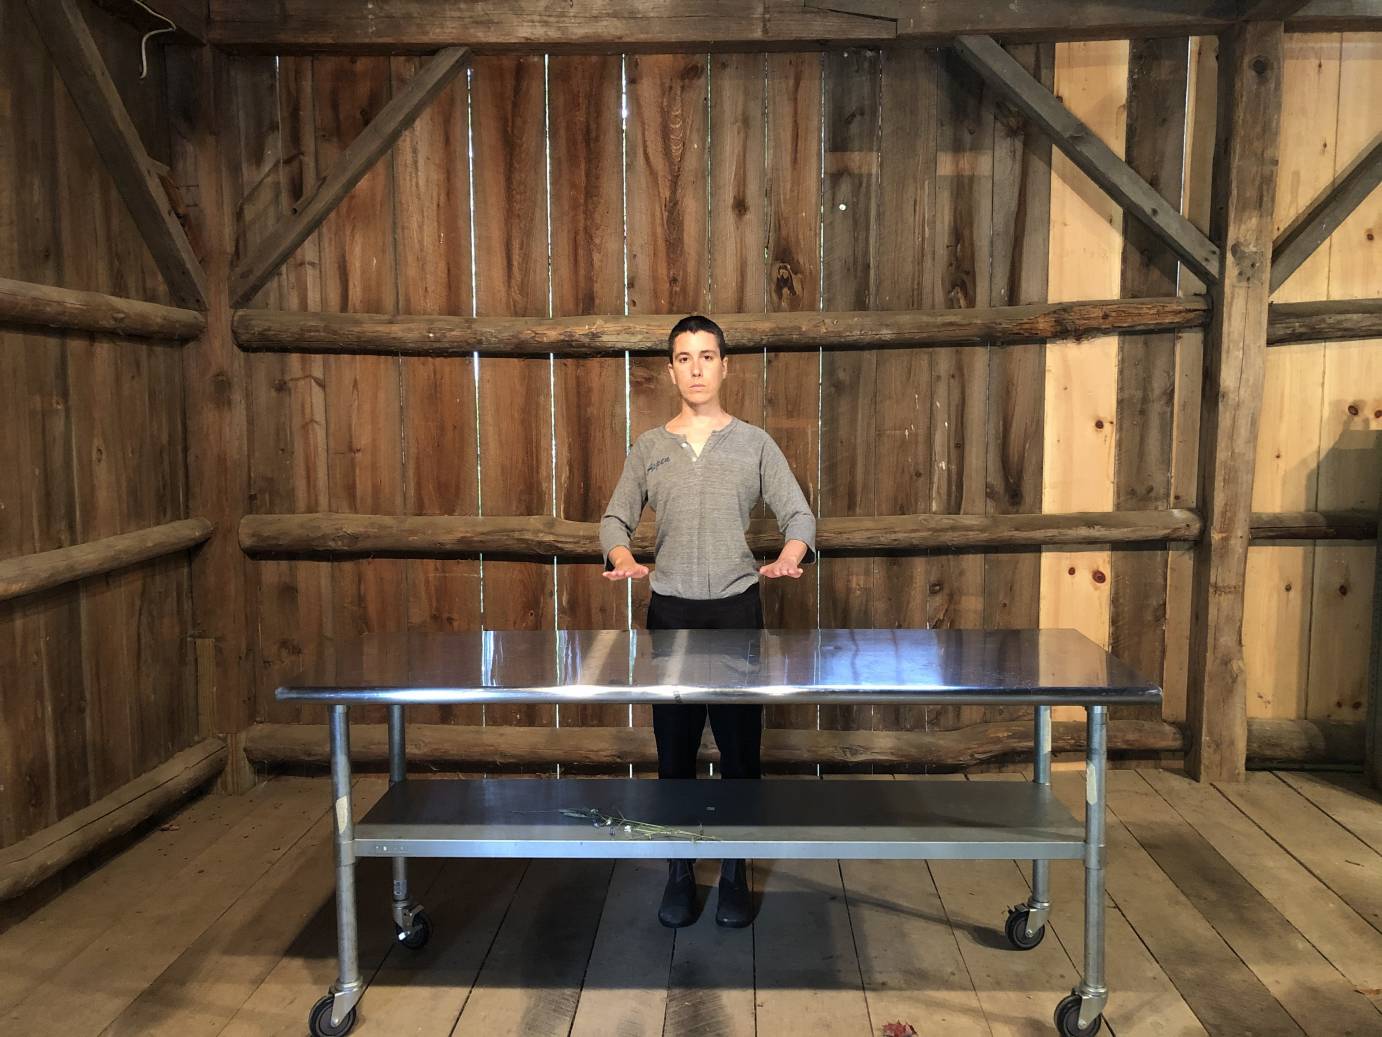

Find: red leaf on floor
<box><xmin>881</xmin><ymin>1023</ymin><xmax>917</xmax><ymax>1037</ymax></box>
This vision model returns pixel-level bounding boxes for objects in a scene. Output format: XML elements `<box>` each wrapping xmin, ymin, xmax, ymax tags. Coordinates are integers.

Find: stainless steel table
<box><xmin>279</xmin><ymin>627</ymin><xmax>1160</xmax><ymax>1037</ymax></box>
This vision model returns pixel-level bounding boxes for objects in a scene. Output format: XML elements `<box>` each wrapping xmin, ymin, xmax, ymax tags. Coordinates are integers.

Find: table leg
<box><xmin>1056</xmin><ymin>704</ymin><xmax>1109</xmax><ymax>1034</ymax></box>
<box><xmin>389</xmin><ymin>704</ymin><xmax>429</xmax><ymax>947</ymax></box>
<box><xmin>1006</xmin><ymin>705</ymin><xmax>1053</xmax><ymax>949</ymax></box>
<box><xmin>310</xmin><ymin>704</ymin><xmax>364</xmax><ymax>1036</ymax></box>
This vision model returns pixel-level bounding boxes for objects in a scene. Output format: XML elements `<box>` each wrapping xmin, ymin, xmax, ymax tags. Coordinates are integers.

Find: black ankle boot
<box><xmin>715</xmin><ymin>859</ymin><xmax>754</xmax><ymax>928</ymax></box>
<box><xmin>658</xmin><ymin>859</ymin><xmax>698</xmax><ymax>928</ymax></box>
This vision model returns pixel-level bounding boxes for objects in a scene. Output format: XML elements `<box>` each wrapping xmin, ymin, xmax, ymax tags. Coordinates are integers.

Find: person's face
<box><xmin>667</xmin><ymin>330</ymin><xmax>727</xmax><ymax>404</ymax></box>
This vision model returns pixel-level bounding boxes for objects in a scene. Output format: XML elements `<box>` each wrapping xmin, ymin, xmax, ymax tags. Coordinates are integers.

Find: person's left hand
<box><xmin>759</xmin><ymin>557</ymin><xmax>803</xmax><ymax>579</ymax></box>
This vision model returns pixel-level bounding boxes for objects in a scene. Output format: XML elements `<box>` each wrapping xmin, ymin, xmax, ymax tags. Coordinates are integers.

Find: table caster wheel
<box><xmin>397</xmin><ymin>909</ymin><xmax>431</xmax><ymax>949</ymax></box>
<box><xmin>310</xmin><ymin>993</ymin><xmax>357</xmax><ymax>1037</ymax></box>
<box><xmin>1005</xmin><ymin>905</ymin><xmax>1046</xmax><ymax>950</ymax></box>
<box><xmin>1054</xmin><ymin>992</ymin><xmax>1102</xmax><ymax>1036</ymax></box>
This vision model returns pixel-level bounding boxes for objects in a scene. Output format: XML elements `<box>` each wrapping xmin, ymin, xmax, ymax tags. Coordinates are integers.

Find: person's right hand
<box><xmin>601</xmin><ymin>548</ymin><xmax>649</xmax><ymax>581</ymax></box>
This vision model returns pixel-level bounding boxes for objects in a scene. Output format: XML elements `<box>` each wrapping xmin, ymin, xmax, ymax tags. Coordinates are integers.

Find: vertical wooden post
<box><xmin>1368</xmin><ymin>482</ymin><xmax>1382</xmax><ymax>790</ymax></box>
<box><xmin>1186</xmin><ymin>21</ymin><xmax>1284</xmax><ymax>783</ymax></box>
<box><xmin>166</xmin><ymin>46</ymin><xmax>256</xmax><ymax>792</ymax></box>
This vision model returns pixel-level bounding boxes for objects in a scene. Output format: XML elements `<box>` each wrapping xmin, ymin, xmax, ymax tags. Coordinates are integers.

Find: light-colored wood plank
<box><xmin>0</xmin><ymin>778</ymin><xmax>331</xmax><ymax>1035</ymax></box>
<box><xmin>663</xmin><ymin>859</ymin><xmax>756</xmax><ymax>1037</ymax></box>
<box><xmin>1276</xmin><ymin>770</ymin><xmax>1382</xmax><ymax>854</ymax></box>
<box><xmin>1145</xmin><ymin>767</ymin><xmax>1382</xmax><ymax>1011</ymax></box>
<box><xmin>1219</xmin><ymin>771</ymin><xmax>1382</xmax><ymax>934</ymax></box>
<box><xmin>753</xmin><ymin>855</ymin><xmax>873</xmax><ymax>1035</ymax></box>
<box><xmin>0</xmin><ymin>786</ymin><xmax>254</xmax><ymax>1001</ymax></box>
<box><xmin>1108</xmin><ymin>769</ymin><xmax>1381</xmax><ymax>1034</ymax></box>
<box><xmin>450</xmin><ymin>859</ymin><xmax>614</xmax><ymax>1036</ymax></box>
<box><xmin>568</xmin><ymin>860</ymin><xmax>675</xmax><ymax>1037</ymax></box>
<box><xmin>103</xmin><ymin>780</ymin><xmax>385</xmax><ymax>1035</ymax></box>
<box><xmin>1048</xmin><ymin>771</ymin><xmax>1305</xmax><ymax>1035</ymax></box>
<box><xmin>350</xmin><ymin>856</ymin><xmax>527</xmax><ymax>1036</ymax></box>
<box><xmin>1042</xmin><ymin>40</ymin><xmax>1126</xmax><ymax>724</ymax></box>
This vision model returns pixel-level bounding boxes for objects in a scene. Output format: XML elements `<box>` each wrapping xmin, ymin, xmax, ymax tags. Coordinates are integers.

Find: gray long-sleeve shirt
<box><xmin>599</xmin><ymin>418</ymin><xmax>817</xmax><ymax>600</ymax></box>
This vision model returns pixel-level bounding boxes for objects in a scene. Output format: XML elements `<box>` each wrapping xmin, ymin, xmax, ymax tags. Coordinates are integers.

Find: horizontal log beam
<box><xmin>1249</xmin><ymin>509</ymin><xmax>1378</xmax><ymax>540</ymax></box>
<box><xmin>242</xmin><ymin>718</ymin><xmax>1364</xmax><ymax>769</ymax></box>
<box><xmin>0</xmin><ymin>276</ymin><xmax>206</xmax><ymax>340</ymax></box>
<box><xmin>1266</xmin><ymin>298</ymin><xmax>1382</xmax><ymax>345</ymax></box>
<box><xmin>0</xmin><ymin>518</ymin><xmax>214</xmax><ymax>603</ymax></box>
<box><xmin>0</xmin><ymin>738</ymin><xmax>226</xmax><ymax>901</ymax></box>
<box><xmin>239</xmin><ymin>510</ymin><xmax>1205</xmax><ymax>557</ymax></box>
<box><xmin>207</xmin><ymin>0</ymin><xmax>1382</xmax><ymax>51</ymax></box>
<box><xmin>233</xmin><ymin>297</ymin><xmax>1208</xmax><ymax>357</ymax></box>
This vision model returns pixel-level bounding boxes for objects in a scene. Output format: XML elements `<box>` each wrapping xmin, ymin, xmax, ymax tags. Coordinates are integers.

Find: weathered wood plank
<box><xmin>984</xmin><ymin>43</ymin><xmax>1052</xmax><ymax>659</ymax></box>
<box><xmin>820</xmin><ymin>48</ymin><xmax>881</xmax><ymax>738</ymax></box>
<box><xmin>954</xmin><ymin>33</ymin><xmax>1220</xmax><ymax>286</ymax></box>
<box><xmin>450</xmin><ymin>860</ymin><xmax>615</xmax><ymax>1036</ymax></box>
<box><xmin>471</xmin><ymin>55</ymin><xmax>555</xmax><ymax>734</ymax></box>
<box><xmin>313</xmin><ymin>56</ymin><xmax>406</xmax><ymax>733</ymax></box>
<box><xmin>870</xmin><ymin>46</ymin><xmax>937</xmax><ymax>736</ymax></box>
<box><xmin>228</xmin><ymin>47</ymin><xmax>468</xmax><ymax>307</ymax></box>
<box><xmin>663</xmin><ymin>861</ymin><xmax>756</xmax><ymax>1037</ymax></box>
<box><xmin>1267</xmin><ymin>297</ymin><xmax>1382</xmax><ymax>343</ymax></box>
<box><xmin>763</xmin><ymin>51</ymin><xmax>822</xmax><ymax>662</ymax></box>
<box><xmin>25</xmin><ymin>0</ymin><xmax>206</xmax><ymax>308</ymax></box>
<box><xmin>1108</xmin><ymin>768</ymin><xmax>1382</xmax><ymax>1034</ymax></box>
<box><xmin>1111</xmin><ymin>38</ymin><xmax>1189</xmax><ymax>722</ymax></box>
<box><xmin>550</xmin><ymin>54</ymin><xmax>629</xmax><ymax>694</ymax></box>
<box><xmin>1186</xmin><ymin>20</ymin><xmax>1285</xmax><ymax>782</ymax></box>
<box><xmin>1144</xmin><ymin>767</ymin><xmax>1382</xmax><ymax>1009</ymax></box>
<box><xmin>392</xmin><ymin>54</ymin><xmax>482</xmax><ymax>728</ymax></box>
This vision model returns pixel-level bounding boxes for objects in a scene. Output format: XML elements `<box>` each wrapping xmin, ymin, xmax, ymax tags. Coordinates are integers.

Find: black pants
<box><xmin>647</xmin><ymin>585</ymin><xmax>764</xmax><ymax>780</ymax></box>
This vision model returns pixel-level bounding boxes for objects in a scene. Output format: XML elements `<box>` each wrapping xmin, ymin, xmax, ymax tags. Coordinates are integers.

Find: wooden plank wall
<box><xmin>217</xmin><ymin>37</ymin><xmax>1380</xmax><ymax>740</ymax></box>
<box><xmin>1251</xmin><ymin>32</ymin><xmax>1382</xmax><ymax>726</ymax></box>
<box><xmin>0</xmin><ymin>4</ymin><xmax>197</xmax><ymax>849</ymax></box>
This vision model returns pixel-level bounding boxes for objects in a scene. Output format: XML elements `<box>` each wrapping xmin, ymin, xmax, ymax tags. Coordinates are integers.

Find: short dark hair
<box><xmin>667</xmin><ymin>314</ymin><xmax>726</xmax><ymax>361</ymax></box>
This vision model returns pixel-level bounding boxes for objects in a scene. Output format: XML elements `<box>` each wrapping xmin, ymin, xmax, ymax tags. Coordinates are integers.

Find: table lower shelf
<box><xmin>353</xmin><ymin>778</ymin><xmax>1086</xmax><ymax>860</ymax></box>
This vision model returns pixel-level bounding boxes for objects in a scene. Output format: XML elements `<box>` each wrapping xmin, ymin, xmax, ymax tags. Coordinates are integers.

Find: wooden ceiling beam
<box><xmin>228</xmin><ymin>46</ymin><xmax>469</xmax><ymax>306</ymax></box>
<box><xmin>952</xmin><ymin>34</ymin><xmax>1221</xmax><ymax>285</ymax></box>
<box><xmin>26</xmin><ymin>0</ymin><xmax>209</xmax><ymax>308</ymax></box>
<box><xmin>88</xmin><ymin>0</ymin><xmax>207</xmax><ymax>43</ymax></box>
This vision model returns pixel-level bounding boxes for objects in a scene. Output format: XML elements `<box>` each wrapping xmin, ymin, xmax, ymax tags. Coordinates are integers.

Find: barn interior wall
<box><xmin>0</xmin><ymin>4</ymin><xmax>197</xmax><ymax>849</ymax></box>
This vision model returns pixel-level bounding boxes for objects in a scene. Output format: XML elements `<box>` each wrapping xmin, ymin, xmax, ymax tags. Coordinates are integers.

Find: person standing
<box><xmin>599</xmin><ymin>314</ymin><xmax>815</xmax><ymax>928</ymax></box>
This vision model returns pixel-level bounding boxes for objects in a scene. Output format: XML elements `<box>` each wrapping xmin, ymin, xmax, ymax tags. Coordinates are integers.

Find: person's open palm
<box><xmin>602</xmin><ymin>560</ymin><xmax>650</xmax><ymax>581</ymax></box>
<box><xmin>759</xmin><ymin>558</ymin><xmax>803</xmax><ymax>579</ymax></box>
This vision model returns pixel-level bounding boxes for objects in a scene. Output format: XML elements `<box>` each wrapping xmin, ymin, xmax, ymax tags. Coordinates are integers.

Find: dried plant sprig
<box><xmin>559</xmin><ymin>806</ymin><xmax>719</xmax><ymax>841</ymax></box>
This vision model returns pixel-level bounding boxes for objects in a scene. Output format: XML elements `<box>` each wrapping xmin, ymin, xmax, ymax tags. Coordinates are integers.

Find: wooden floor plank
<box><xmin>831</xmin><ymin>765</ymin><xmax>989</xmax><ymax>1035</ymax></box>
<box><xmin>1275</xmin><ymin>771</ymin><xmax>1382</xmax><ymax>856</ymax></box>
<box><xmin>970</xmin><ymin>772</ymin><xmax>1206</xmax><ymax>1037</ymax></box>
<box><xmin>1218</xmin><ymin>772</ymin><xmax>1382</xmax><ymax>935</ymax></box>
<box><xmin>568</xmin><ymin>860</ymin><xmax>675</xmax><ymax>1037</ymax></box>
<box><xmin>0</xmin><ymin>786</ymin><xmax>257</xmax><ymax>1005</ymax></box>
<box><xmin>1145</xmin><ymin>768</ymin><xmax>1382</xmax><ymax>1013</ymax></box>
<box><xmin>450</xmin><ymin>859</ymin><xmax>614</xmax><ymax>1036</ymax></box>
<box><xmin>662</xmin><ymin>859</ymin><xmax>756</xmax><ymax>1037</ymax></box>
<box><xmin>752</xmin><ymin>854</ymin><xmax>873</xmax><ymax>1036</ymax></box>
<box><xmin>351</xmin><ymin>857</ymin><xmax>527</xmax><ymax>1036</ymax></box>
<box><xmin>1107</xmin><ymin>769</ymin><xmax>1381</xmax><ymax>1035</ymax></box>
<box><xmin>909</xmin><ymin>775</ymin><xmax>1078</xmax><ymax>1037</ymax></box>
<box><xmin>1048</xmin><ymin>771</ymin><xmax>1305</xmax><ymax>1036</ymax></box>
<box><xmin>1</xmin><ymin>778</ymin><xmax>332</xmax><ymax>1036</ymax></box>
<box><xmin>218</xmin><ymin>833</ymin><xmax>448</xmax><ymax>1036</ymax></box>
<box><xmin>104</xmin><ymin>780</ymin><xmax>386</xmax><ymax>1036</ymax></box>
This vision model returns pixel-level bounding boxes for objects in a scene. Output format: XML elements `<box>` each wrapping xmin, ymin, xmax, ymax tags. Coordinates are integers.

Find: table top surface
<box><xmin>276</xmin><ymin>628</ymin><xmax>1161</xmax><ymax>707</ymax></box>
